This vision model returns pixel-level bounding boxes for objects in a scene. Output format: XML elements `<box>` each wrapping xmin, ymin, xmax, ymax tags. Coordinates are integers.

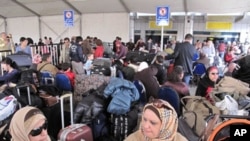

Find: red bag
<box><xmin>57</xmin><ymin>94</ymin><xmax>93</xmax><ymax>141</ymax></box>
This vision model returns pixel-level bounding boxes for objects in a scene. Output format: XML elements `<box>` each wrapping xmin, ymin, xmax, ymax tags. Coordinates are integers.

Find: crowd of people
<box><xmin>0</xmin><ymin>31</ymin><xmax>250</xmax><ymax>141</ymax></box>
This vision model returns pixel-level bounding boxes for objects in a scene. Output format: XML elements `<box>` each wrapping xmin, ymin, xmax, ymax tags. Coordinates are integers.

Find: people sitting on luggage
<box><xmin>0</xmin><ymin>57</ymin><xmax>20</xmax><ymax>86</ymax></box>
<box><xmin>37</xmin><ymin>53</ymin><xmax>59</xmax><ymax>76</ymax></box>
<box><xmin>15</xmin><ymin>37</ymin><xmax>31</xmax><ymax>55</ymax></box>
<box><xmin>151</xmin><ymin>55</ymin><xmax>166</xmax><ymax>85</ymax></box>
<box><xmin>60</xmin><ymin>63</ymin><xmax>75</xmax><ymax>88</ymax></box>
<box><xmin>94</xmin><ymin>39</ymin><xmax>104</xmax><ymax>59</ymax></box>
<box><xmin>9</xmin><ymin>106</ymin><xmax>53</xmax><ymax>141</ymax></box>
<box><xmin>83</xmin><ymin>53</ymin><xmax>94</xmax><ymax>75</ymax></box>
<box><xmin>195</xmin><ymin>66</ymin><xmax>221</xmax><ymax>102</ymax></box>
<box><xmin>30</xmin><ymin>54</ymin><xmax>42</xmax><ymax>70</ymax></box>
<box><xmin>125</xmin><ymin>99</ymin><xmax>187</xmax><ymax>141</ymax></box>
<box><xmin>164</xmin><ymin>65</ymin><xmax>190</xmax><ymax>98</ymax></box>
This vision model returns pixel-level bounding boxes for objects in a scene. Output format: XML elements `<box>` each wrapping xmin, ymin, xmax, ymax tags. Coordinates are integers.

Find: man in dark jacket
<box><xmin>70</xmin><ymin>36</ymin><xmax>87</xmax><ymax>74</ymax></box>
<box><xmin>151</xmin><ymin>55</ymin><xmax>166</xmax><ymax>85</ymax></box>
<box><xmin>165</xmin><ymin>33</ymin><xmax>197</xmax><ymax>85</ymax></box>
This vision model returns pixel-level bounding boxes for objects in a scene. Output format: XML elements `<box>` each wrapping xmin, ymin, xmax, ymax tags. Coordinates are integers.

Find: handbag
<box><xmin>178</xmin><ymin>116</ymin><xmax>201</xmax><ymax>141</ymax></box>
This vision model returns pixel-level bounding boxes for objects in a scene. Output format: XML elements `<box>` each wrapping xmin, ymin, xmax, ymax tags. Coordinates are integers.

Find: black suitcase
<box><xmin>7</xmin><ymin>52</ymin><xmax>32</xmax><ymax>68</ymax></box>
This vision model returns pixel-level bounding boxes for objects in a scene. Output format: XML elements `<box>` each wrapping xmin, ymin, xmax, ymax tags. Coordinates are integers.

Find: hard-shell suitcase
<box><xmin>57</xmin><ymin>93</ymin><xmax>93</xmax><ymax>141</ymax></box>
<box><xmin>7</xmin><ymin>52</ymin><xmax>32</xmax><ymax>68</ymax></box>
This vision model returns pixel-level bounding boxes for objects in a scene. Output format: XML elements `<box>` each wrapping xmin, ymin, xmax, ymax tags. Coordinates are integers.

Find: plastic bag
<box><xmin>215</xmin><ymin>95</ymin><xmax>238</xmax><ymax>115</ymax></box>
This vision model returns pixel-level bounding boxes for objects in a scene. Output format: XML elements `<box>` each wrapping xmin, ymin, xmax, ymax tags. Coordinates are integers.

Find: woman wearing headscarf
<box><xmin>9</xmin><ymin>106</ymin><xmax>52</xmax><ymax>141</ymax></box>
<box><xmin>125</xmin><ymin>99</ymin><xmax>187</xmax><ymax>141</ymax></box>
<box><xmin>195</xmin><ymin>66</ymin><xmax>220</xmax><ymax>101</ymax></box>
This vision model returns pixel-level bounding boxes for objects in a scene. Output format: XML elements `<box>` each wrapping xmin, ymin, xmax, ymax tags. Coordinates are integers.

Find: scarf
<box><xmin>9</xmin><ymin>106</ymin><xmax>51</xmax><ymax>141</ymax></box>
<box><xmin>141</xmin><ymin>100</ymin><xmax>178</xmax><ymax>141</ymax></box>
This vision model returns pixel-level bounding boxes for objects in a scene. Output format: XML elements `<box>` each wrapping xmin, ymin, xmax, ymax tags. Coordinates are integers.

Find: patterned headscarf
<box><xmin>142</xmin><ymin>99</ymin><xmax>178</xmax><ymax>141</ymax></box>
<box><xmin>9</xmin><ymin>106</ymin><xmax>50</xmax><ymax>141</ymax></box>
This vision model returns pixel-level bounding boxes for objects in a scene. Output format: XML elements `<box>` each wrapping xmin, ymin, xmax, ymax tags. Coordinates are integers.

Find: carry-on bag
<box><xmin>57</xmin><ymin>93</ymin><xmax>93</xmax><ymax>141</ymax></box>
<box><xmin>7</xmin><ymin>52</ymin><xmax>32</xmax><ymax>68</ymax></box>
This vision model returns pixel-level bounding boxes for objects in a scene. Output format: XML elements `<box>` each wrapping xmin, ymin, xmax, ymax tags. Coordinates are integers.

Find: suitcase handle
<box><xmin>60</xmin><ymin>93</ymin><xmax>74</xmax><ymax>128</ymax></box>
<box><xmin>16</xmin><ymin>85</ymin><xmax>31</xmax><ymax>108</ymax></box>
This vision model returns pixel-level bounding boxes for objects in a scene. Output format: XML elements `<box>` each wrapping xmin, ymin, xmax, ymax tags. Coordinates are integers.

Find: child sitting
<box><xmin>61</xmin><ymin>63</ymin><xmax>75</xmax><ymax>87</ymax></box>
<box><xmin>83</xmin><ymin>53</ymin><xmax>94</xmax><ymax>75</ymax></box>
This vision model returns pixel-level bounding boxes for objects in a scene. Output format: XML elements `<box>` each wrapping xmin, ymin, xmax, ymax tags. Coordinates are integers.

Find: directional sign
<box><xmin>64</xmin><ymin>10</ymin><xmax>74</xmax><ymax>27</ymax></box>
<box><xmin>156</xmin><ymin>6</ymin><xmax>170</xmax><ymax>26</ymax></box>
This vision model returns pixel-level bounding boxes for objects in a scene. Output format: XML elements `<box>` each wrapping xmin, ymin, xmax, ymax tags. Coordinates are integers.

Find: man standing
<box><xmin>60</xmin><ymin>37</ymin><xmax>71</xmax><ymax>63</ymax></box>
<box><xmin>69</xmin><ymin>36</ymin><xmax>86</xmax><ymax>74</ymax></box>
<box><xmin>165</xmin><ymin>34</ymin><xmax>197</xmax><ymax>85</ymax></box>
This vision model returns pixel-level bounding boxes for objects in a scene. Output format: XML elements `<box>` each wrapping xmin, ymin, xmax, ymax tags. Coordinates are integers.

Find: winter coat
<box><xmin>104</xmin><ymin>77</ymin><xmax>139</xmax><ymax>115</ymax></box>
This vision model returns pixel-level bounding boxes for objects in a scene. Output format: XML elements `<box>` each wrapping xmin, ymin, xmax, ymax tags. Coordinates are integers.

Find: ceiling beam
<box><xmin>235</xmin><ymin>12</ymin><xmax>247</xmax><ymax>23</ymax></box>
<box><xmin>62</xmin><ymin>0</ymin><xmax>82</xmax><ymax>15</ymax></box>
<box><xmin>203</xmin><ymin>14</ymin><xmax>208</xmax><ymax>22</ymax></box>
<box><xmin>0</xmin><ymin>14</ymin><xmax>7</xmax><ymax>19</ymax></box>
<box><xmin>183</xmin><ymin>0</ymin><xmax>188</xmax><ymax>13</ymax></box>
<box><xmin>11</xmin><ymin>0</ymin><xmax>40</xmax><ymax>17</ymax></box>
<box><xmin>120</xmin><ymin>0</ymin><xmax>130</xmax><ymax>13</ymax></box>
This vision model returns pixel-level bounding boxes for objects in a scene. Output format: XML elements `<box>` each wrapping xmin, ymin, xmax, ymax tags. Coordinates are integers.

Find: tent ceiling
<box><xmin>0</xmin><ymin>0</ymin><xmax>249</xmax><ymax>18</ymax></box>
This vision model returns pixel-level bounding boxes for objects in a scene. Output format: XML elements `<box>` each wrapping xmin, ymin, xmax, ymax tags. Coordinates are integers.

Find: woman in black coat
<box><xmin>195</xmin><ymin>66</ymin><xmax>220</xmax><ymax>100</ymax></box>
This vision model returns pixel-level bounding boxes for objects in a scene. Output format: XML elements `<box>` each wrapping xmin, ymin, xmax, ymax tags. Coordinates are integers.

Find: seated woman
<box><xmin>195</xmin><ymin>66</ymin><xmax>220</xmax><ymax>101</ymax></box>
<box><xmin>164</xmin><ymin>65</ymin><xmax>190</xmax><ymax>98</ymax></box>
<box><xmin>125</xmin><ymin>99</ymin><xmax>187</xmax><ymax>141</ymax></box>
<box><xmin>0</xmin><ymin>57</ymin><xmax>20</xmax><ymax>85</ymax></box>
<box><xmin>9</xmin><ymin>106</ymin><xmax>52</xmax><ymax>141</ymax></box>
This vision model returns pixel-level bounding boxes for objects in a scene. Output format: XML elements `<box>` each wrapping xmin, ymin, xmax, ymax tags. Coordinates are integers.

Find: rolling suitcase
<box><xmin>7</xmin><ymin>52</ymin><xmax>32</xmax><ymax>68</ymax></box>
<box><xmin>16</xmin><ymin>85</ymin><xmax>31</xmax><ymax>108</ymax></box>
<box><xmin>57</xmin><ymin>93</ymin><xmax>93</xmax><ymax>141</ymax></box>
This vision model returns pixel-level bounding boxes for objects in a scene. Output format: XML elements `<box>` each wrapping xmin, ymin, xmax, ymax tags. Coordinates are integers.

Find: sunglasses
<box><xmin>210</xmin><ymin>72</ymin><xmax>219</xmax><ymax>75</ymax></box>
<box><xmin>30</xmin><ymin>121</ymin><xmax>48</xmax><ymax>136</ymax></box>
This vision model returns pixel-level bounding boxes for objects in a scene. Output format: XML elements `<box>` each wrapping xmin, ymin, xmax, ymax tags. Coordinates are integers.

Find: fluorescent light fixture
<box><xmin>134</xmin><ymin>12</ymin><xmax>204</xmax><ymax>16</ymax></box>
<box><xmin>137</xmin><ymin>13</ymin><xmax>155</xmax><ymax>16</ymax></box>
<box><xmin>207</xmin><ymin>13</ymin><xmax>242</xmax><ymax>16</ymax></box>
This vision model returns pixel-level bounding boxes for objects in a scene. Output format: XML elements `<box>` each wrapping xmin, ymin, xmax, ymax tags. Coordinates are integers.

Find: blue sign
<box><xmin>156</xmin><ymin>6</ymin><xmax>170</xmax><ymax>26</ymax></box>
<box><xmin>64</xmin><ymin>10</ymin><xmax>74</xmax><ymax>27</ymax></box>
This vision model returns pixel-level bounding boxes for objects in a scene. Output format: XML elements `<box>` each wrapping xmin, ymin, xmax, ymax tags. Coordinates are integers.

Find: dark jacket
<box><xmin>0</xmin><ymin>69</ymin><xmax>20</xmax><ymax>85</ymax></box>
<box><xmin>166</xmin><ymin>42</ymin><xmax>197</xmax><ymax>75</ymax></box>
<box><xmin>134</xmin><ymin>66</ymin><xmax>160</xmax><ymax>101</ymax></box>
<box><xmin>151</xmin><ymin>63</ymin><xmax>166</xmax><ymax>85</ymax></box>
<box><xmin>195</xmin><ymin>74</ymin><xmax>217</xmax><ymax>97</ymax></box>
<box><xmin>69</xmin><ymin>43</ymin><xmax>87</xmax><ymax>64</ymax></box>
<box><xmin>73</xmin><ymin>91</ymin><xmax>106</xmax><ymax>123</ymax></box>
